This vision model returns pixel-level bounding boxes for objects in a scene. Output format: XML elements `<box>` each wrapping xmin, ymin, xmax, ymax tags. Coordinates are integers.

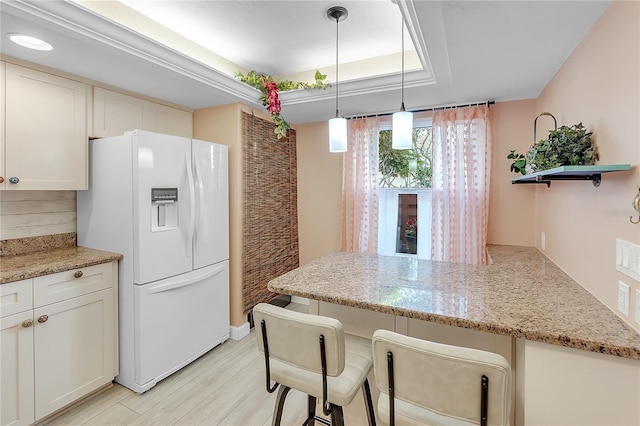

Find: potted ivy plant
<box><xmin>508</xmin><ymin>122</ymin><xmax>598</xmax><ymax>175</ymax></box>
<box><xmin>526</xmin><ymin>123</ymin><xmax>598</xmax><ymax>172</ymax></box>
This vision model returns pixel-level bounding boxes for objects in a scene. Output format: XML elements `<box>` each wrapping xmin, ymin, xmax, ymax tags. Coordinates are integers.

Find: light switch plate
<box><xmin>616</xmin><ymin>239</ymin><xmax>640</xmax><ymax>282</ymax></box>
<box><xmin>618</xmin><ymin>281</ymin><xmax>629</xmax><ymax>316</ymax></box>
<box><xmin>618</xmin><ymin>281</ymin><xmax>630</xmax><ymax>316</ymax></box>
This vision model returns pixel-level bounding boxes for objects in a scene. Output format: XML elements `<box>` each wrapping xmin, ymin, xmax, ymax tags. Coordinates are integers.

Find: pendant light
<box><xmin>327</xmin><ymin>6</ymin><xmax>348</xmax><ymax>153</ymax></box>
<box><xmin>392</xmin><ymin>16</ymin><xmax>413</xmax><ymax>150</ymax></box>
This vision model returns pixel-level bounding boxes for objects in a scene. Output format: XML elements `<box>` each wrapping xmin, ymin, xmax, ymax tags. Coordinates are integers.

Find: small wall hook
<box><xmin>631</xmin><ymin>186</ymin><xmax>640</xmax><ymax>224</ymax></box>
<box><xmin>533</xmin><ymin>112</ymin><xmax>557</xmax><ymax>144</ymax></box>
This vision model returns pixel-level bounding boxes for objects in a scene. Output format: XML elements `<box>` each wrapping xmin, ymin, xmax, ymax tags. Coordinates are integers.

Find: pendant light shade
<box><xmin>392</xmin><ymin>109</ymin><xmax>413</xmax><ymax>149</ymax></box>
<box><xmin>329</xmin><ymin>117</ymin><xmax>348</xmax><ymax>152</ymax></box>
<box><xmin>327</xmin><ymin>6</ymin><xmax>348</xmax><ymax>153</ymax></box>
<box><xmin>392</xmin><ymin>16</ymin><xmax>413</xmax><ymax>150</ymax></box>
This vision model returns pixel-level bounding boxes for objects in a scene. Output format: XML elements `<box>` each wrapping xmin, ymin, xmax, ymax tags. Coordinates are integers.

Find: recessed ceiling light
<box><xmin>8</xmin><ymin>34</ymin><xmax>53</xmax><ymax>51</ymax></box>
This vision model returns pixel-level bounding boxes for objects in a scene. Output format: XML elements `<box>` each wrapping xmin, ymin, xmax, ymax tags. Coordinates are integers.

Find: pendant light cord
<box><xmin>335</xmin><ymin>15</ymin><xmax>340</xmax><ymax>118</ymax></box>
<box><xmin>400</xmin><ymin>16</ymin><xmax>406</xmax><ymax>112</ymax></box>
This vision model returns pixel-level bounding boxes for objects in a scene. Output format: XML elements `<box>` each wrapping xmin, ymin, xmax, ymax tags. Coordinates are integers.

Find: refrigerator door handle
<box><xmin>185</xmin><ymin>153</ymin><xmax>196</xmax><ymax>258</ymax></box>
<box><xmin>193</xmin><ymin>158</ymin><xmax>204</xmax><ymax>253</ymax></box>
<box><xmin>146</xmin><ymin>264</ymin><xmax>227</xmax><ymax>295</ymax></box>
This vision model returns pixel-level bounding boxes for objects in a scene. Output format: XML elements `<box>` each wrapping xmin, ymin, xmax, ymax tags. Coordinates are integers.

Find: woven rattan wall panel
<box><xmin>242</xmin><ymin>112</ymin><xmax>299</xmax><ymax>313</ymax></box>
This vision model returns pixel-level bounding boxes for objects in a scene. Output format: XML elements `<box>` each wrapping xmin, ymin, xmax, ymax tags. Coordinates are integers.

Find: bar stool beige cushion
<box><xmin>372</xmin><ymin>329</ymin><xmax>511</xmax><ymax>426</ymax></box>
<box><xmin>253</xmin><ymin>303</ymin><xmax>375</xmax><ymax>423</ymax></box>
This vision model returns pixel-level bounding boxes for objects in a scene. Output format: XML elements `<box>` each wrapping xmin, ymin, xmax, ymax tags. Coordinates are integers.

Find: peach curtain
<box><xmin>431</xmin><ymin>106</ymin><xmax>491</xmax><ymax>265</ymax></box>
<box><xmin>341</xmin><ymin>117</ymin><xmax>380</xmax><ymax>253</ymax></box>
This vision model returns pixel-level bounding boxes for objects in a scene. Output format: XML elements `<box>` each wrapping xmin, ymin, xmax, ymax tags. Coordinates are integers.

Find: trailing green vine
<box><xmin>235</xmin><ymin>70</ymin><xmax>328</xmax><ymax>139</ymax></box>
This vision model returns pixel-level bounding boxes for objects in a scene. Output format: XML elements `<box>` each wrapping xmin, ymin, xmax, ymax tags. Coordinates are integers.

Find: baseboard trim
<box><xmin>229</xmin><ymin>322</ymin><xmax>250</xmax><ymax>340</ymax></box>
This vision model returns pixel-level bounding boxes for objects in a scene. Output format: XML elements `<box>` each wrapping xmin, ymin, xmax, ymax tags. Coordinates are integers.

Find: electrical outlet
<box><xmin>540</xmin><ymin>232</ymin><xmax>545</xmax><ymax>251</ymax></box>
<box><xmin>618</xmin><ymin>281</ymin><xmax>630</xmax><ymax>316</ymax></box>
<box><xmin>635</xmin><ymin>289</ymin><xmax>640</xmax><ymax>324</ymax></box>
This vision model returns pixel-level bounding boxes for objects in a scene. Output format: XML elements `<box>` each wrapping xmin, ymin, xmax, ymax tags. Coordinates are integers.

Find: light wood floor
<box><xmin>41</xmin><ymin>303</ymin><xmax>344</xmax><ymax>426</ymax></box>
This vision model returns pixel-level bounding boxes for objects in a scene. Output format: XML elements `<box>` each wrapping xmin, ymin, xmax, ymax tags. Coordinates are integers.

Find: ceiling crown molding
<box><xmin>398</xmin><ymin>0</ymin><xmax>436</xmax><ymax>84</ymax></box>
<box><xmin>5</xmin><ymin>0</ymin><xmax>261</xmax><ymax>104</ymax></box>
<box><xmin>280</xmin><ymin>70</ymin><xmax>433</xmax><ymax>106</ymax></box>
<box><xmin>4</xmin><ymin>0</ymin><xmax>438</xmax><ymax>110</ymax></box>
<box><xmin>282</xmin><ymin>0</ymin><xmax>437</xmax><ymax>107</ymax></box>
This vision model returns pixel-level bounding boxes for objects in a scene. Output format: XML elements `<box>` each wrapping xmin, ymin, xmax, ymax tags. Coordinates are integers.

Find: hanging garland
<box><xmin>235</xmin><ymin>70</ymin><xmax>328</xmax><ymax>139</ymax></box>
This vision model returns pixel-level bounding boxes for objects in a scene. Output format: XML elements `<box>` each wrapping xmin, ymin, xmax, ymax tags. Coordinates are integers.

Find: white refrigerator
<box><xmin>77</xmin><ymin>130</ymin><xmax>229</xmax><ymax>393</ymax></box>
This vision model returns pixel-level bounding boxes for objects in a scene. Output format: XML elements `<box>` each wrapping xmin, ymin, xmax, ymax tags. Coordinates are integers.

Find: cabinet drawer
<box><xmin>1</xmin><ymin>279</ymin><xmax>33</xmax><ymax>318</ymax></box>
<box><xmin>34</xmin><ymin>263</ymin><xmax>113</xmax><ymax>307</ymax></box>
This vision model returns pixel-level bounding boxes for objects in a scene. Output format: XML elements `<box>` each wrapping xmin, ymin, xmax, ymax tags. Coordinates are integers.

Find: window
<box><xmin>378</xmin><ymin>126</ymin><xmax>433</xmax><ymax>189</ymax></box>
<box><xmin>378</xmin><ymin>121</ymin><xmax>433</xmax><ymax>259</ymax></box>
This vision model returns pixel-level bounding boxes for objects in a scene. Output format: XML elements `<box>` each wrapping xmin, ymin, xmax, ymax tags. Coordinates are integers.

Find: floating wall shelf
<box><xmin>511</xmin><ymin>164</ymin><xmax>631</xmax><ymax>187</ymax></box>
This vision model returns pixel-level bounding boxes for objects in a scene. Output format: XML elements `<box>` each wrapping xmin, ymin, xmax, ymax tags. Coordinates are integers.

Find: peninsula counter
<box><xmin>268</xmin><ymin>245</ymin><xmax>640</xmax><ymax>425</ymax></box>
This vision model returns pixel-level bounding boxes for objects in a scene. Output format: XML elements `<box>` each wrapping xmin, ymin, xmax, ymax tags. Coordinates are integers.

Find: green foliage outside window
<box><xmin>378</xmin><ymin>127</ymin><xmax>433</xmax><ymax>188</ymax></box>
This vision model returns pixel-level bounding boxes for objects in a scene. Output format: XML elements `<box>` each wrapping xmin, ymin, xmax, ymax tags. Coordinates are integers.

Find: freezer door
<box><xmin>134</xmin><ymin>131</ymin><xmax>193</xmax><ymax>284</ymax></box>
<box><xmin>133</xmin><ymin>262</ymin><xmax>230</xmax><ymax>388</ymax></box>
<box><xmin>192</xmin><ymin>139</ymin><xmax>229</xmax><ymax>269</ymax></box>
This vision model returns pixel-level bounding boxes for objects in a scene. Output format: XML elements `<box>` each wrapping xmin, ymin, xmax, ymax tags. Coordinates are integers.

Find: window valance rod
<box><xmin>344</xmin><ymin>100</ymin><xmax>495</xmax><ymax>120</ymax></box>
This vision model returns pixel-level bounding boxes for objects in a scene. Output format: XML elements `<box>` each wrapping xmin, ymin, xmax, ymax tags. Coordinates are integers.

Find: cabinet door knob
<box><xmin>8</xmin><ymin>176</ymin><xmax>19</xmax><ymax>184</ymax></box>
<box><xmin>37</xmin><ymin>315</ymin><xmax>49</xmax><ymax>323</ymax></box>
<box><xmin>74</xmin><ymin>270</ymin><xmax>83</xmax><ymax>278</ymax></box>
<box><xmin>22</xmin><ymin>319</ymin><xmax>33</xmax><ymax>328</ymax></box>
<box><xmin>0</xmin><ymin>176</ymin><xmax>4</xmax><ymax>184</ymax></box>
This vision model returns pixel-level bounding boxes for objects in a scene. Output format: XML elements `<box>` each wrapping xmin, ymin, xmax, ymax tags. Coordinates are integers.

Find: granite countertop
<box><xmin>0</xmin><ymin>246</ymin><xmax>123</xmax><ymax>284</ymax></box>
<box><xmin>268</xmin><ymin>245</ymin><xmax>640</xmax><ymax>360</ymax></box>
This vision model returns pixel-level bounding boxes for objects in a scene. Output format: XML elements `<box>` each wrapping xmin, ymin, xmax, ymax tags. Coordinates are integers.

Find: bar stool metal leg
<box><xmin>271</xmin><ymin>385</ymin><xmax>291</xmax><ymax>426</ymax></box>
<box><xmin>329</xmin><ymin>405</ymin><xmax>345</xmax><ymax>426</ymax></box>
<box><xmin>306</xmin><ymin>395</ymin><xmax>317</xmax><ymax>426</ymax></box>
<box><xmin>361</xmin><ymin>378</ymin><xmax>377</xmax><ymax>426</ymax></box>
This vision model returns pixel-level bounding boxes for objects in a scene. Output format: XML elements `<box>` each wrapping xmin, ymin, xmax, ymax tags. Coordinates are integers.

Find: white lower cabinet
<box><xmin>33</xmin><ymin>288</ymin><xmax>114</xmax><ymax>420</ymax></box>
<box><xmin>0</xmin><ymin>262</ymin><xmax>118</xmax><ymax>426</ymax></box>
<box><xmin>1</xmin><ymin>310</ymin><xmax>35</xmax><ymax>426</ymax></box>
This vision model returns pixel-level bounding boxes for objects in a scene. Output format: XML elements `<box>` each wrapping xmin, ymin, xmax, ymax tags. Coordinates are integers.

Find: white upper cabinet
<box><xmin>3</xmin><ymin>63</ymin><xmax>88</xmax><ymax>191</ymax></box>
<box><xmin>92</xmin><ymin>87</ymin><xmax>192</xmax><ymax>138</ymax></box>
<box><xmin>92</xmin><ymin>87</ymin><xmax>147</xmax><ymax>137</ymax></box>
<box><xmin>1</xmin><ymin>61</ymin><xmax>192</xmax><ymax>191</ymax></box>
<box><xmin>148</xmin><ymin>102</ymin><xmax>193</xmax><ymax>138</ymax></box>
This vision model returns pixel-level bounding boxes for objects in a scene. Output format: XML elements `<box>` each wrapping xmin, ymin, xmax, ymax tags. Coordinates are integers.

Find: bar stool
<box><xmin>372</xmin><ymin>330</ymin><xmax>511</xmax><ymax>426</ymax></box>
<box><xmin>253</xmin><ymin>303</ymin><xmax>376</xmax><ymax>426</ymax></box>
